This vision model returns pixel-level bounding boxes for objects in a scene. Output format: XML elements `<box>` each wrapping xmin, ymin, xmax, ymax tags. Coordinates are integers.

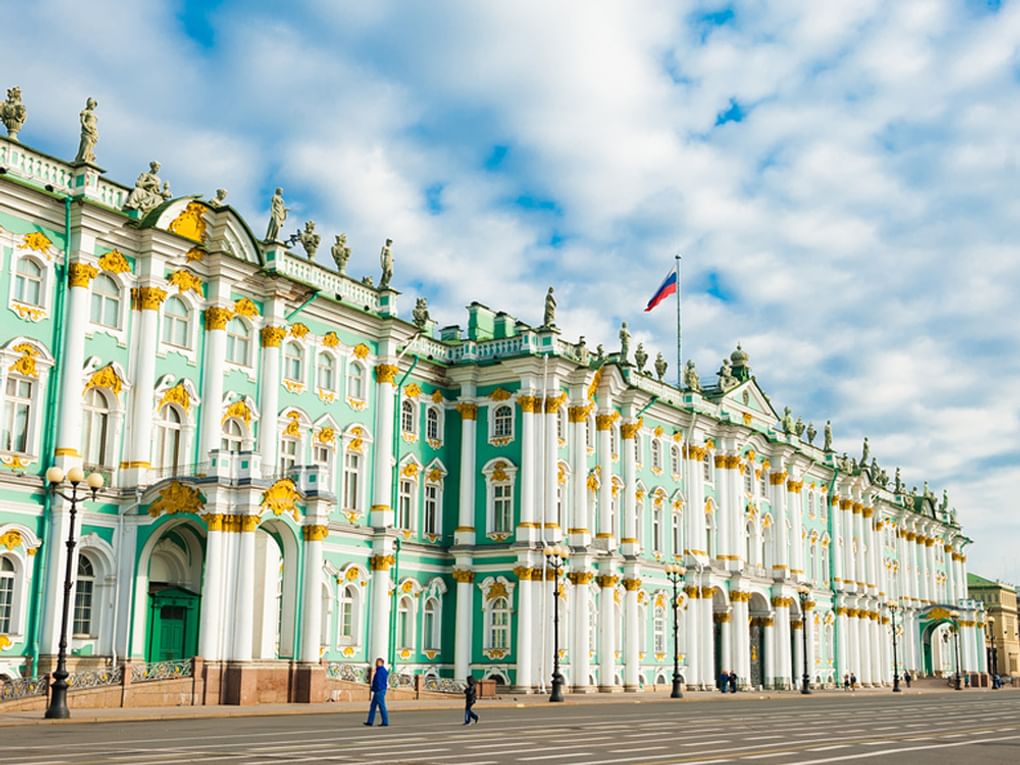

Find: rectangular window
<box><xmin>424</xmin><ymin>484</ymin><xmax>439</xmax><ymax>535</ymax></box>
<box><xmin>493</xmin><ymin>484</ymin><xmax>512</xmax><ymax>533</ymax></box>
<box><xmin>2</xmin><ymin>378</ymin><xmax>33</xmax><ymax>453</ymax></box>
<box><xmin>398</xmin><ymin>478</ymin><xmax>414</xmax><ymax>530</ymax></box>
<box><xmin>343</xmin><ymin>452</ymin><xmax>360</xmax><ymax>510</ymax></box>
<box><xmin>280</xmin><ymin>438</ymin><xmax>298</xmax><ymax>472</ymax></box>
<box><xmin>73</xmin><ymin>579</ymin><xmax>93</xmax><ymax>636</ymax></box>
<box><xmin>672</xmin><ymin>514</ymin><xmax>682</xmax><ymax>555</ymax></box>
<box><xmin>0</xmin><ymin>566</ymin><xmax>14</xmax><ymax>634</ymax></box>
<box><xmin>743</xmin><ymin>469</ymin><xmax>753</xmax><ymax>494</ymax></box>
<box><xmin>703</xmin><ymin>455</ymin><xmax>713</xmax><ymax>482</ymax></box>
<box><xmin>653</xmin><ymin>510</ymin><xmax>663</xmax><ymax>554</ymax></box>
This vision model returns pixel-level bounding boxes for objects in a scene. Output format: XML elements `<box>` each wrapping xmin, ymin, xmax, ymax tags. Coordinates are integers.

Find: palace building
<box><xmin>0</xmin><ymin>113</ymin><xmax>988</xmax><ymax>704</ymax></box>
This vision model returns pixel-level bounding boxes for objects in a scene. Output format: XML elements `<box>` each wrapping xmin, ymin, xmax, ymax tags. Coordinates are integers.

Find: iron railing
<box><xmin>0</xmin><ymin>675</ymin><xmax>48</xmax><ymax>702</ymax></box>
<box><xmin>131</xmin><ymin>659</ymin><xmax>193</xmax><ymax>683</ymax></box>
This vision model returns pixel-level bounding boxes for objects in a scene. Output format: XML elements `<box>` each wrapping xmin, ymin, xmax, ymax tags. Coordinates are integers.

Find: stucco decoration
<box><xmin>654</xmin><ymin>353</ymin><xmax>667</xmax><ymax>381</ymax></box>
<box><xmin>157</xmin><ymin>381</ymin><xmax>192</xmax><ymax>413</ymax></box>
<box><xmin>168</xmin><ymin>269</ymin><xmax>203</xmax><ymax>296</ymax></box>
<box><xmin>322</xmin><ymin>331</ymin><xmax>340</xmax><ymax>348</ymax></box>
<box><xmin>298</xmin><ymin>220</ymin><xmax>320</xmax><ymax>259</ymax></box>
<box><xmin>124</xmin><ymin>161</ymin><xmax>172</xmax><ymax>215</ymax></box>
<box><xmin>222</xmin><ymin>399</ymin><xmax>252</xmax><ymax>425</ymax></box>
<box><xmin>233</xmin><ymin>297</ymin><xmax>259</xmax><ymax>318</ymax></box>
<box><xmin>8</xmin><ymin>343</ymin><xmax>39</xmax><ymax>378</ymax></box>
<box><xmin>261</xmin><ymin>478</ymin><xmax>302</xmax><ymax>521</ymax></box>
<box><xmin>148</xmin><ymin>481</ymin><xmax>206</xmax><ymax>518</ymax></box>
<box><xmin>98</xmin><ymin>249</ymin><xmax>130</xmax><ymax>274</ymax></box>
<box><xmin>21</xmin><ymin>232</ymin><xmax>53</xmax><ymax>255</ymax></box>
<box><xmin>84</xmin><ymin>364</ymin><xmax>124</xmax><ymax>397</ymax></box>
<box><xmin>168</xmin><ymin>202</ymin><xmax>208</xmax><ymax>243</ymax></box>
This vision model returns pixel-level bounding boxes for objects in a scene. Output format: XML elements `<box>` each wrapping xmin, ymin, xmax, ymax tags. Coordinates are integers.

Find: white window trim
<box><xmin>344</xmin><ymin>359</ymin><xmax>370</xmax><ymax>409</ymax></box>
<box><xmin>0</xmin><ymin>339</ymin><xmax>55</xmax><ymax>462</ymax></box>
<box><xmin>336</xmin><ymin>579</ymin><xmax>364</xmax><ymax>648</ymax></box>
<box><xmin>158</xmin><ymin>292</ymin><xmax>200</xmax><ymax>363</ymax></box>
<box><xmin>225</xmin><ymin>316</ymin><xmax>257</xmax><ymax>373</ymax></box>
<box><xmin>8</xmin><ymin>249</ymin><xmax>54</xmax><ymax>321</ymax></box>
<box><xmin>400</xmin><ymin>397</ymin><xmax>420</xmax><ymax>442</ymax></box>
<box><xmin>314</xmin><ymin>348</ymin><xmax>340</xmax><ymax>402</ymax></box>
<box><xmin>478</xmin><ymin>576</ymin><xmax>516</xmax><ymax>651</ymax></box>
<box><xmin>424</xmin><ymin>404</ymin><xmax>444</xmax><ymax>447</ymax></box>
<box><xmin>482</xmin><ymin>458</ymin><xmax>518</xmax><ymax>539</ymax></box>
<box><xmin>488</xmin><ymin>402</ymin><xmax>516</xmax><ymax>444</ymax></box>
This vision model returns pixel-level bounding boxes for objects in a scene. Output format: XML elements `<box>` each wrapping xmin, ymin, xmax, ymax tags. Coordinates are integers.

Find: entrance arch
<box><xmin>748</xmin><ymin>593</ymin><xmax>770</xmax><ymax>689</ymax></box>
<box><xmin>252</xmin><ymin>518</ymin><xmax>300</xmax><ymax>660</ymax></box>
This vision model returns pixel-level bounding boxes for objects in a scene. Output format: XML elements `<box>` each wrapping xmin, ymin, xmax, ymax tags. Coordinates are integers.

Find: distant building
<box><xmin>968</xmin><ymin>573</ymin><xmax>1018</xmax><ymax>677</ymax></box>
<box><xmin>0</xmin><ymin>113</ymin><xmax>987</xmax><ymax>705</ymax></box>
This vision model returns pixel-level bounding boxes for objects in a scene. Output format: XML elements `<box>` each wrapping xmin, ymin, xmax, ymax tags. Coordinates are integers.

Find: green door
<box><xmin>147</xmin><ymin>588</ymin><xmax>200</xmax><ymax>662</ymax></box>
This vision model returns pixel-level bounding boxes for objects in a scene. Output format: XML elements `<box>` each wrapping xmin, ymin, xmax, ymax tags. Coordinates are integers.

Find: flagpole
<box><xmin>675</xmin><ymin>253</ymin><xmax>682</xmax><ymax>389</ymax></box>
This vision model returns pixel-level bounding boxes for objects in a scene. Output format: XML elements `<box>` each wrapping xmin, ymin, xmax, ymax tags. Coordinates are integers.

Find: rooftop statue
<box><xmin>861</xmin><ymin>436</ymin><xmax>870</xmax><ymax>465</ymax></box>
<box><xmin>634</xmin><ymin>342</ymin><xmax>648</xmax><ymax>372</ymax></box>
<box><xmin>74</xmin><ymin>97</ymin><xmax>99</xmax><ymax>165</ymax></box>
<box><xmin>619</xmin><ymin>322</ymin><xmax>631</xmax><ymax>363</ymax></box>
<box><xmin>823</xmin><ymin>420</ymin><xmax>833</xmax><ymax>452</ymax></box>
<box><xmin>1</xmin><ymin>86</ymin><xmax>27</xmax><ymax>140</ymax></box>
<box><xmin>717</xmin><ymin>357</ymin><xmax>738</xmax><ymax>392</ymax></box>
<box><xmin>124</xmin><ymin>161</ymin><xmax>172</xmax><ymax>215</ymax></box>
<box><xmin>543</xmin><ymin>286</ymin><xmax>557</xmax><ymax>328</ymax></box>
<box><xmin>683</xmin><ymin>359</ymin><xmax>701</xmax><ymax>392</ymax></box>
<box><xmin>894</xmin><ymin>467</ymin><xmax>904</xmax><ymax>493</ymax></box>
<box><xmin>412</xmin><ymin>297</ymin><xmax>430</xmax><ymax>330</ymax></box>
<box><xmin>654</xmin><ymin>352</ymin><xmax>667</xmax><ymax>382</ymax></box>
<box><xmin>265</xmin><ymin>187</ymin><xmax>287</xmax><ymax>242</ymax></box>
<box><xmin>806</xmin><ymin>422</ymin><xmax>817</xmax><ymax>445</ymax></box>
<box><xmin>210</xmin><ymin>188</ymin><xmax>228</xmax><ymax>207</ymax></box>
<box><xmin>331</xmin><ymin>233</ymin><xmax>351</xmax><ymax>274</ymax></box>
<box><xmin>576</xmin><ymin>336</ymin><xmax>589</xmax><ymax>366</ymax></box>
<box><xmin>794</xmin><ymin>417</ymin><xmax>805</xmax><ymax>437</ymax></box>
<box><xmin>362</xmin><ymin>275</ymin><xmax>375</xmax><ymax>287</ymax></box>
<box><xmin>780</xmin><ymin>406</ymin><xmax>794</xmax><ymax>434</ymax></box>
<box><xmin>940</xmin><ymin>489</ymin><xmax>950</xmax><ymax>514</ymax></box>
<box><xmin>595</xmin><ymin>344</ymin><xmax>606</xmax><ymax>364</ymax></box>
<box><xmin>298</xmin><ymin>220</ymin><xmax>320</xmax><ymax>260</ymax></box>
<box><xmin>379</xmin><ymin>238</ymin><xmax>394</xmax><ymax>289</ymax></box>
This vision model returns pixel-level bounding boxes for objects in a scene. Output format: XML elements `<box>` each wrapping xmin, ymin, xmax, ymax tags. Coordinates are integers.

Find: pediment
<box><xmin>719</xmin><ymin>379</ymin><xmax>778</xmax><ymax>422</ymax></box>
<box><xmin>145</xmin><ymin>197</ymin><xmax>264</xmax><ymax>266</ymax></box>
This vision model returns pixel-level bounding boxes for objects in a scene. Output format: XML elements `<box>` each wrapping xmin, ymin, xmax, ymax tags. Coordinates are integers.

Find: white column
<box><xmin>621</xmin><ymin>421</ymin><xmax>638</xmax><ymax>553</ymax></box>
<box><xmin>792</xmin><ymin>620</ymin><xmax>804</xmax><ymax>686</ymax></box>
<box><xmin>623</xmin><ymin>569</ymin><xmax>641</xmax><ymax>691</ymax></box>
<box><xmin>685</xmin><ymin>444</ymin><xmax>706</xmax><ymax>557</ymax></box>
<box><xmin>771</xmin><ymin>470</ymin><xmax>789</xmax><ymax>578</ymax></box>
<box><xmin>732</xmin><ymin>596</ymin><xmax>750</xmax><ymax>686</ymax></box>
<box><xmin>597</xmin><ymin>573</ymin><xmax>618</xmax><ymax>690</ymax></box>
<box><xmin>859</xmin><ymin>611</ymin><xmax>873</xmax><ymax>685</ymax></box>
<box><xmin>569</xmin><ymin>398</ymin><xmax>589</xmax><ymax>546</ymax></box>
<box><xmin>715</xmin><ymin>453</ymin><xmax>731</xmax><ymax>565</ymax></box>
<box><xmin>231</xmin><ymin>516</ymin><xmax>257</xmax><ymax>661</ymax></box>
<box><xmin>455</xmin><ymin>399</ymin><xmax>477</xmax><ymax>546</ymax></box>
<box><xmin>53</xmin><ymin>263</ymin><xmax>92</xmax><ymax>463</ymax></box>
<box><xmin>199</xmin><ymin>523</ymin><xmax>227</xmax><ymax>660</ymax></box>
<box><xmin>700</xmin><ymin>592</ymin><xmax>714</xmax><ymax>687</ymax></box>
<box><xmin>831</xmin><ymin>495</ymin><xmax>845</xmax><ymax>588</ymax></box>
<box><xmin>122</xmin><ymin>285</ymin><xmax>165</xmax><ymax>483</ymax></box>
<box><xmin>684</xmin><ymin>582</ymin><xmax>699</xmax><ymax>686</ymax></box>
<box><xmin>571</xmin><ymin>565</ymin><xmax>592</xmax><ymax>691</ymax></box>
<box><xmin>774</xmin><ymin>599</ymin><xmax>791</xmax><ymax>687</ymax></box>
<box><xmin>543</xmin><ymin>392</ymin><xmax>560</xmax><ymax>541</ymax></box>
<box><xmin>298</xmin><ymin>522</ymin><xmax>325</xmax><ymax>663</ymax></box>
<box><xmin>720</xmin><ymin>609</ymin><xmax>733</xmax><ymax>678</ymax></box>
<box><xmin>258</xmin><ymin>322</ymin><xmax>284</xmax><ymax>472</ymax></box>
<box><xmin>836</xmin><ymin>606</ymin><xmax>849</xmax><ymax>680</ymax></box>
<box><xmin>198</xmin><ymin>303</ymin><xmax>230</xmax><ymax>461</ymax></box>
<box><xmin>371</xmin><ymin>363</ymin><xmax>397</xmax><ymax>527</ymax></box>
<box><xmin>368</xmin><ymin>545</ymin><xmax>394</xmax><ymax>662</ymax></box>
<box><xmin>513</xmin><ymin>563</ymin><xmax>535</xmax><ymax>691</ymax></box>
<box><xmin>517</xmin><ymin>392</ymin><xmax>538</xmax><ymax>543</ymax></box>
<box><xmin>453</xmin><ymin>563</ymin><xmax>474</xmax><ymax>681</ymax></box>
<box><xmin>764</xmin><ymin>616</ymin><xmax>776</xmax><ymax>688</ymax></box>
<box><xmin>596</xmin><ymin>412</ymin><xmax>613</xmax><ymax>545</ymax></box>
<box><xmin>789</xmin><ymin>482</ymin><xmax>804</xmax><ymax>579</ymax></box>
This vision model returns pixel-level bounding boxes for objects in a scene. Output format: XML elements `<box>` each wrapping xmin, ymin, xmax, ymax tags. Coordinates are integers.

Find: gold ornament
<box><xmin>353</xmin><ymin>343</ymin><xmax>371</xmax><ymax>360</ymax></box>
<box><xmin>148</xmin><ymin>481</ymin><xmax>206</xmax><ymax>517</ymax></box>
<box><xmin>21</xmin><ymin>232</ymin><xmax>53</xmax><ymax>253</ymax></box>
<box><xmin>168</xmin><ymin>269</ymin><xmax>203</xmax><ymax>296</ymax></box>
<box><xmin>158</xmin><ymin>381</ymin><xmax>191</xmax><ymax>413</ymax></box>
<box><xmin>261</xmin><ymin>477</ymin><xmax>302</xmax><ymax>520</ymax></box>
<box><xmin>233</xmin><ymin>297</ymin><xmax>259</xmax><ymax>318</ymax></box>
<box><xmin>322</xmin><ymin>331</ymin><xmax>340</xmax><ymax>348</ymax></box>
<box><xmin>8</xmin><ymin>343</ymin><xmax>39</xmax><ymax>378</ymax></box>
<box><xmin>168</xmin><ymin>201</ymin><xmax>208</xmax><ymax>242</ymax></box>
<box><xmin>222</xmin><ymin>399</ymin><xmax>252</xmax><ymax>425</ymax></box>
<box><xmin>98</xmin><ymin>249</ymin><xmax>131</xmax><ymax>273</ymax></box>
<box><xmin>260</xmin><ymin>325</ymin><xmax>287</xmax><ymax>348</ymax></box>
<box><xmin>289</xmin><ymin>321</ymin><xmax>310</xmax><ymax>338</ymax></box>
<box><xmin>205</xmin><ymin>306</ymin><xmax>232</xmax><ymax>330</ymax></box>
<box><xmin>68</xmin><ymin>262</ymin><xmax>99</xmax><ymax>288</ymax></box>
<box><xmin>84</xmin><ymin>364</ymin><xmax>124</xmax><ymax>396</ymax></box>
<box><xmin>132</xmin><ymin>286</ymin><xmax>168</xmax><ymax>311</ymax></box>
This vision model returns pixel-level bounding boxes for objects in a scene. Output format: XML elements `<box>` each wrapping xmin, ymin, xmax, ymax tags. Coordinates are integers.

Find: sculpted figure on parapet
<box><xmin>265</xmin><ymin>187</ymin><xmax>288</xmax><ymax>242</ymax></box>
<box><xmin>379</xmin><ymin>238</ymin><xmax>394</xmax><ymax>289</ymax></box>
<box><xmin>543</xmin><ymin>286</ymin><xmax>556</xmax><ymax>327</ymax></box>
<box><xmin>331</xmin><ymin>233</ymin><xmax>351</xmax><ymax>274</ymax></box>
<box><xmin>1</xmin><ymin>86</ymin><xmax>27</xmax><ymax>139</ymax></box>
<box><xmin>124</xmin><ymin>161</ymin><xmax>172</xmax><ymax>215</ymax></box>
<box><xmin>299</xmin><ymin>220</ymin><xmax>320</xmax><ymax>259</ymax></box>
<box><xmin>683</xmin><ymin>359</ymin><xmax>701</xmax><ymax>392</ymax></box>
<box><xmin>74</xmin><ymin>97</ymin><xmax>99</xmax><ymax>164</ymax></box>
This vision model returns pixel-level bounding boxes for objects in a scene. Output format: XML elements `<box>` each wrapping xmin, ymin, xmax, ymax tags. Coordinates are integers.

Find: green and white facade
<box><xmin>0</xmin><ymin>130</ymin><xmax>988</xmax><ymax>699</ymax></box>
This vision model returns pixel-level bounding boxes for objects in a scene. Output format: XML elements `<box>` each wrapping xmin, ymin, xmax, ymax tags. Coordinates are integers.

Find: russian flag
<box><xmin>644</xmin><ymin>269</ymin><xmax>678</xmax><ymax>312</ymax></box>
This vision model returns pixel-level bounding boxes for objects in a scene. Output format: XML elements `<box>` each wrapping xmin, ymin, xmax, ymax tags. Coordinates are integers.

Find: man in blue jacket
<box><xmin>364</xmin><ymin>658</ymin><xmax>390</xmax><ymax>727</ymax></box>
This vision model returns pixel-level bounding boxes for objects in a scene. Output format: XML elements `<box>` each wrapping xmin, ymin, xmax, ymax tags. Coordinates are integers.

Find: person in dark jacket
<box><xmin>719</xmin><ymin>670</ymin><xmax>729</xmax><ymax>692</ymax></box>
<box><xmin>728</xmin><ymin>670</ymin><xmax>737</xmax><ymax>693</ymax></box>
<box><xmin>364</xmin><ymin>658</ymin><xmax>389</xmax><ymax>727</ymax></box>
<box><xmin>464</xmin><ymin>676</ymin><xmax>479</xmax><ymax>725</ymax></box>
<box><xmin>903</xmin><ymin>670</ymin><xmax>912</xmax><ymax>688</ymax></box>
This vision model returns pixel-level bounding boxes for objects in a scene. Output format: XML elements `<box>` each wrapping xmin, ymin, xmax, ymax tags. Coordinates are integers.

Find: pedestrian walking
<box><xmin>719</xmin><ymin>670</ymin><xmax>729</xmax><ymax>693</ymax></box>
<box><xmin>843</xmin><ymin>673</ymin><xmax>850</xmax><ymax>691</ymax></box>
<box><xmin>364</xmin><ymin>657</ymin><xmax>390</xmax><ymax>727</ymax></box>
<box><xmin>903</xmin><ymin>670</ymin><xmax>911</xmax><ymax>688</ymax></box>
<box><xmin>728</xmin><ymin>670</ymin><xmax>737</xmax><ymax>693</ymax></box>
<box><xmin>850</xmin><ymin>672</ymin><xmax>857</xmax><ymax>691</ymax></box>
<box><xmin>464</xmin><ymin>676</ymin><xmax>480</xmax><ymax>725</ymax></box>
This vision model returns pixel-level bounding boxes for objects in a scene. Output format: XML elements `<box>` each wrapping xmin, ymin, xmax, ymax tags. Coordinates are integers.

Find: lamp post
<box><xmin>796</xmin><ymin>586</ymin><xmax>811</xmax><ymax>695</ymax></box>
<box><xmin>664</xmin><ymin>564</ymin><xmax>686</xmax><ymax>699</ymax></box>
<box><xmin>950</xmin><ymin>611</ymin><xmax>962</xmax><ymax>691</ymax></box>
<box><xmin>44</xmin><ymin>465</ymin><xmax>104</xmax><ymax>719</ymax></box>
<box><xmin>987</xmin><ymin>617</ymin><xmax>998</xmax><ymax>682</ymax></box>
<box><xmin>544</xmin><ymin>544</ymin><xmax>569</xmax><ymax>703</ymax></box>
<box><xmin>888</xmin><ymin>601</ymin><xmax>901</xmax><ymax>692</ymax></box>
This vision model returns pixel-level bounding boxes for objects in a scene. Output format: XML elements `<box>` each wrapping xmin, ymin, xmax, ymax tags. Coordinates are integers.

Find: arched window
<box><xmin>284</xmin><ymin>342</ymin><xmax>303</xmax><ymax>383</ymax></box>
<box><xmin>423</xmin><ymin>597</ymin><xmax>439</xmax><ymax>650</ymax></box>
<box><xmin>14</xmin><ymin>257</ymin><xmax>43</xmax><ymax>306</ymax></box>
<box><xmin>703</xmin><ymin>453</ymin><xmax>714</xmax><ymax>482</ymax></box>
<box><xmin>343</xmin><ymin>450</ymin><xmax>361</xmax><ymax>512</ymax></box>
<box><xmin>317</xmin><ymin>353</ymin><xmax>336</xmax><ymax>390</ymax></box>
<box><xmin>651</xmin><ymin>439</ymin><xmax>662</xmax><ymax>470</ymax></box>
<box><xmin>489</xmin><ymin>597</ymin><xmax>510</xmax><ymax>649</ymax></box>
<box><xmin>653</xmin><ymin>606</ymin><xmax>666</xmax><ymax>653</ymax></box>
<box><xmin>221</xmin><ymin>418</ymin><xmax>244</xmax><ymax>453</ymax></box>
<box><xmin>585</xmin><ymin>416</ymin><xmax>593</xmax><ymax>450</ymax></box>
<box><xmin>672</xmin><ymin>511</ymin><xmax>682</xmax><ymax>556</ymax></box>
<box><xmin>2</xmin><ymin>375</ymin><xmax>35</xmax><ymax>453</ymax></box>
<box><xmin>226</xmin><ymin>318</ymin><xmax>251</xmax><ymax>365</ymax></box>
<box><xmin>821</xmin><ymin>544</ymin><xmax>830</xmax><ymax>584</ymax></box>
<box><xmin>633</xmin><ymin>432</ymin><xmax>641</xmax><ymax>463</ymax></box>
<box><xmin>652</xmin><ymin>506</ymin><xmax>663</xmax><ymax>554</ymax></box>
<box><xmin>705</xmin><ymin>507</ymin><xmax>716</xmax><ymax>558</ymax></box>
<box><xmin>426</xmin><ymin>406</ymin><xmax>440</xmax><ymax>443</ymax></box>
<box><xmin>610</xmin><ymin>425</ymin><xmax>618</xmax><ymax>456</ymax></box>
<box><xmin>153</xmin><ymin>405</ymin><xmax>183</xmax><ymax>473</ymax></box>
<box><xmin>73</xmin><ymin>554</ymin><xmax>95</xmax><ymax>636</ymax></box>
<box><xmin>338</xmin><ymin>585</ymin><xmax>358</xmax><ymax>644</ymax></box>
<box><xmin>758</xmin><ymin>470</ymin><xmax>767</xmax><ymax>497</ymax></box>
<box><xmin>493</xmin><ymin>405</ymin><xmax>513</xmax><ymax>438</ymax></box>
<box><xmin>162</xmin><ymin>297</ymin><xmax>191</xmax><ymax>348</ymax></box>
<box><xmin>397</xmin><ymin>596</ymin><xmax>414</xmax><ymax>649</ymax></box>
<box><xmin>346</xmin><ymin>361</ymin><xmax>366</xmax><ymax>400</ymax></box>
<box><xmin>556</xmin><ymin>408</ymin><xmax>566</xmax><ymax>443</ymax></box>
<box><xmin>746</xmin><ymin>521</ymin><xmax>755</xmax><ymax>564</ymax></box>
<box><xmin>807</xmin><ymin>492</ymin><xmax>816</xmax><ymax>518</ymax></box>
<box><xmin>81</xmin><ymin>388</ymin><xmax>111</xmax><ymax>467</ymax></box>
<box><xmin>635</xmin><ymin>495</ymin><xmax>645</xmax><ymax>545</ymax></box>
<box><xmin>761</xmin><ymin>520</ymin><xmax>772</xmax><ymax>568</ymax></box>
<box><xmin>401</xmin><ymin>399</ymin><xmax>416</xmax><ymax>435</ymax></box>
<box><xmin>743</xmin><ymin>467</ymin><xmax>753</xmax><ymax>494</ymax></box>
<box><xmin>280</xmin><ymin>434</ymin><xmax>299</xmax><ymax>472</ymax></box>
<box><xmin>90</xmin><ymin>274</ymin><xmax>120</xmax><ymax>328</ymax></box>
<box><xmin>670</xmin><ymin>445</ymin><xmax>681</xmax><ymax>475</ymax></box>
<box><xmin>0</xmin><ymin>557</ymin><xmax>15</xmax><ymax>633</ymax></box>
<box><xmin>810</xmin><ymin>542</ymin><xmax>818</xmax><ymax>583</ymax></box>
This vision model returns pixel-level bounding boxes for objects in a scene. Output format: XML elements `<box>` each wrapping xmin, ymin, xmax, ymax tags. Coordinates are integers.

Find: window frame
<box><xmin>225</xmin><ymin>317</ymin><xmax>253</xmax><ymax>367</ymax></box>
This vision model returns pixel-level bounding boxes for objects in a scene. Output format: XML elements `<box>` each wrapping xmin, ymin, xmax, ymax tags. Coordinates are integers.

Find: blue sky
<box><xmin>6</xmin><ymin>0</ymin><xmax>1020</xmax><ymax>582</ymax></box>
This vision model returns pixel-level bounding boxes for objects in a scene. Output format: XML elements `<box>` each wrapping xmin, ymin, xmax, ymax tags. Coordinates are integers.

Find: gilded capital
<box><xmin>375</xmin><ymin>364</ymin><xmax>399</xmax><ymax>385</ymax></box>
<box><xmin>456</xmin><ymin>402</ymin><xmax>478</xmax><ymax>420</ymax></box>
<box><xmin>567</xmin><ymin>571</ymin><xmax>594</xmax><ymax>585</ymax></box>
<box><xmin>568</xmin><ymin>404</ymin><xmax>592</xmax><ymax>423</ymax></box>
<box><xmin>260</xmin><ymin>325</ymin><xmax>287</xmax><ymax>348</ymax></box>
<box><xmin>517</xmin><ymin>395</ymin><xmax>540</xmax><ymax>413</ymax></box>
<box><xmin>595</xmin><ymin>574</ymin><xmax>619</xmax><ymax>589</ymax></box>
<box><xmin>595</xmin><ymin>413</ymin><xmax>619</xmax><ymax>431</ymax></box>
<box><xmin>131</xmin><ymin>286</ymin><xmax>168</xmax><ymax>311</ymax></box>
<box><xmin>302</xmin><ymin>524</ymin><xmax>329</xmax><ymax>542</ymax></box>
<box><xmin>205</xmin><ymin>306</ymin><xmax>232</xmax><ymax>330</ymax></box>
<box><xmin>621</xmin><ymin>577</ymin><xmax>642</xmax><ymax>591</ymax></box>
<box><xmin>452</xmin><ymin>568</ymin><xmax>475</xmax><ymax>583</ymax></box>
<box><xmin>68</xmin><ymin>262</ymin><xmax>99</xmax><ymax>288</ymax></box>
<box><xmin>369</xmin><ymin>554</ymin><xmax>396</xmax><ymax>571</ymax></box>
<box><xmin>620</xmin><ymin>420</ymin><xmax>642</xmax><ymax>440</ymax></box>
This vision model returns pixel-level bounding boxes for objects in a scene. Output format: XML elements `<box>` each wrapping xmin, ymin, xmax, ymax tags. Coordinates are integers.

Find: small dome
<box><xmin>731</xmin><ymin>343</ymin><xmax>749</xmax><ymax>367</ymax></box>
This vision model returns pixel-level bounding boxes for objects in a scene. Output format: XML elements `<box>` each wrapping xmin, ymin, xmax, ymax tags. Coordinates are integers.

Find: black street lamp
<box><xmin>987</xmin><ymin>617</ymin><xmax>998</xmax><ymax>681</ymax></box>
<box><xmin>44</xmin><ymin>465</ymin><xmax>104</xmax><ymax>720</ymax></box>
<box><xmin>887</xmin><ymin>601</ymin><xmax>901</xmax><ymax>692</ymax></box>
<box><xmin>796</xmin><ymin>586</ymin><xmax>812</xmax><ymax>695</ymax></box>
<box><xmin>664</xmin><ymin>563</ymin><xmax>686</xmax><ymax>699</ymax></box>
<box><xmin>544</xmin><ymin>544</ymin><xmax>569</xmax><ymax>703</ymax></box>
<box><xmin>950</xmin><ymin>611</ymin><xmax>962</xmax><ymax>691</ymax></box>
